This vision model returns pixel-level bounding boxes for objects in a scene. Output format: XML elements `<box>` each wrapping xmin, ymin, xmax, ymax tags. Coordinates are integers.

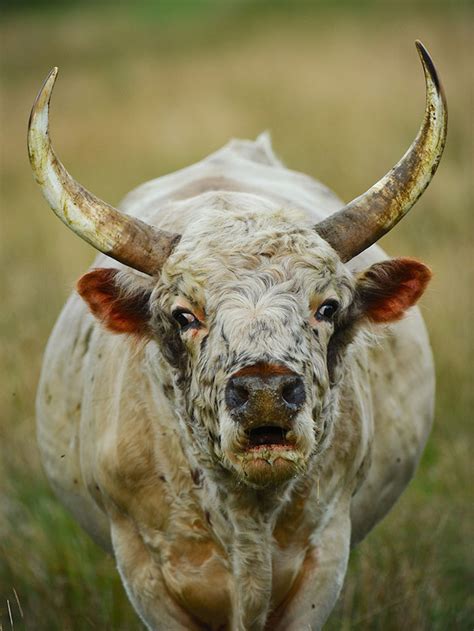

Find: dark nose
<box><xmin>225</xmin><ymin>368</ymin><xmax>306</xmax><ymax>425</ymax></box>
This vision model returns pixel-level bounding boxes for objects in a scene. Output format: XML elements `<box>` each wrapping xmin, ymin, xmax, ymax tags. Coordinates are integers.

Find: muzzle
<box><xmin>225</xmin><ymin>363</ymin><xmax>306</xmax><ymax>435</ymax></box>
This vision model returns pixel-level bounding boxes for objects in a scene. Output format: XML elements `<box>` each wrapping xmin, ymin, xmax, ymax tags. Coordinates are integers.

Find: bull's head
<box><xmin>28</xmin><ymin>42</ymin><xmax>446</xmax><ymax>489</ymax></box>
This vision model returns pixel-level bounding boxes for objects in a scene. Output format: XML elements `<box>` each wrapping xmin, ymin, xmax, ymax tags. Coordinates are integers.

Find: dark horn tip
<box><xmin>415</xmin><ymin>40</ymin><xmax>440</xmax><ymax>93</ymax></box>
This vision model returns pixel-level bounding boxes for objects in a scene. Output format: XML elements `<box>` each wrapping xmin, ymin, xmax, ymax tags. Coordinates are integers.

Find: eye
<box><xmin>172</xmin><ymin>308</ymin><xmax>201</xmax><ymax>331</ymax></box>
<box><xmin>315</xmin><ymin>299</ymin><xmax>339</xmax><ymax>322</ymax></box>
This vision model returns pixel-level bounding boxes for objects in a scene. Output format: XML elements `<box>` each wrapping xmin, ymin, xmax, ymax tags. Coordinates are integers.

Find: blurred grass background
<box><xmin>1</xmin><ymin>1</ymin><xmax>472</xmax><ymax>629</ymax></box>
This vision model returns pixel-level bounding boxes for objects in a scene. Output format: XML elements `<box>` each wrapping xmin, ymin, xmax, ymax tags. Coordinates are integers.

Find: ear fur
<box><xmin>355</xmin><ymin>257</ymin><xmax>432</xmax><ymax>324</ymax></box>
<box><xmin>77</xmin><ymin>268</ymin><xmax>152</xmax><ymax>335</ymax></box>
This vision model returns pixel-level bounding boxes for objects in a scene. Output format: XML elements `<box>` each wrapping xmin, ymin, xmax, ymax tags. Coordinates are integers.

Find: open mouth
<box><xmin>246</xmin><ymin>426</ymin><xmax>293</xmax><ymax>450</ymax></box>
<box><xmin>230</xmin><ymin>424</ymin><xmax>304</xmax><ymax>483</ymax></box>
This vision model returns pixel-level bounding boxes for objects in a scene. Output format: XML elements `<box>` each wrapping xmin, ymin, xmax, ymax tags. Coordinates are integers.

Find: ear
<box><xmin>77</xmin><ymin>268</ymin><xmax>152</xmax><ymax>335</ymax></box>
<box><xmin>355</xmin><ymin>257</ymin><xmax>432</xmax><ymax>324</ymax></box>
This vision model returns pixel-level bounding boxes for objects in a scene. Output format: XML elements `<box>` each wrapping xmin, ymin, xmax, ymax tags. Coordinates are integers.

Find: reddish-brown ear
<box><xmin>355</xmin><ymin>257</ymin><xmax>432</xmax><ymax>324</ymax></box>
<box><xmin>77</xmin><ymin>268</ymin><xmax>151</xmax><ymax>335</ymax></box>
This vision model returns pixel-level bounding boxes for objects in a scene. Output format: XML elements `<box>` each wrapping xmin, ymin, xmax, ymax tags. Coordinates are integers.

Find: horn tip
<box><xmin>414</xmin><ymin>40</ymin><xmax>441</xmax><ymax>93</ymax></box>
<box><xmin>414</xmin><ymin>39</ymin><xmax>426</xmax><ymax>53</ymax></box>
<box><xmin>43</xmin><ymin>66</ymin><xmax>59</xmax><ymax>93</ymax></box>
<box><xmin>28</xmin><ymin>67</ymin><xmax>59</xmax><ymax>131</ymax></box>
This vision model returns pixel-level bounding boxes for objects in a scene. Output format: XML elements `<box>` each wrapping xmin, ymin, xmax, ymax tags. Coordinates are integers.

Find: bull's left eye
<box><xmin>172</xmin><ymin>308</ymin><xmax>200</xmax><ymax>331</ymax></box>
<box><xmin>315</xmin><ymin>299</ymin><xmax>339</xmax><ymax>322</ymax></box>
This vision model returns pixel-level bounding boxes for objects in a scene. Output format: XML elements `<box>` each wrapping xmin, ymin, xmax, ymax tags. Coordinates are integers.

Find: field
<box><xmin>1</xmin><ymin>2</ymin><xmax>472</xmax><ymax>629</ymax></box>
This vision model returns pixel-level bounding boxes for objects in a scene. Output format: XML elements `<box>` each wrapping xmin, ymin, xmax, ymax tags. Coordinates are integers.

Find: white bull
<box><xmin>29</xmin><ymin>42</ymin><xmax>446</xmax><ymax>630</ymax></box>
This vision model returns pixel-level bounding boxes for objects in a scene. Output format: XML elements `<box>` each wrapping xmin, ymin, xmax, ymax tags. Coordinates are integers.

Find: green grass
<box><xmin>1</xmin><ymin>2</ymin><xmax>473</xmax><ymax>629</ymax></box>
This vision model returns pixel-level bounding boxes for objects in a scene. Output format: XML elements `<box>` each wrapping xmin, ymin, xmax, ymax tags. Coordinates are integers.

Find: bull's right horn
<box><xmin>27</xmin><ymin>68</ymin><xmax>180</xmax><ymax>276</ymax></box>
<box><xmin>315</xmin><ymin>41</ymin><xmax>447</xmax><ymax>262</ymax></box>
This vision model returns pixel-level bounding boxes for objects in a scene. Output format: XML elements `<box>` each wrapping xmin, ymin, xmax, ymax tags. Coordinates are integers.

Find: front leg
<box><xmin>273</xmin><ymin>506</ymin><xmax>351</xmax><ymax>631</ymax></box>
<box><xmin>110</xmin><ymin>517</ymin><xmax>202</xmax><ymax>631</ymax></box>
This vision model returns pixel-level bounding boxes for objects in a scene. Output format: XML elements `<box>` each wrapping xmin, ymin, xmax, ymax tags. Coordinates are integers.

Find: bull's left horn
<box><xmin>28</xmin><ymin>68</ymin><xmax>180</xmax><ymax>275</ymax></box>
<box><xmin>315</xmin><ymin>41</ymin><xmax>447</xmax><ymax>262</ymax></box>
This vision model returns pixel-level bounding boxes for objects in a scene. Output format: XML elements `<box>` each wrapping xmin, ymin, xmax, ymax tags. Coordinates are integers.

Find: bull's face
<box><xmin>78</xmin><ymin>203</ymin><xmax>431</xmax><ymax>489</ymax></box>
<box><xmin>149</xmin><ymin>206</ymin><xmax>355</xmax><ymax>487</ymax></box>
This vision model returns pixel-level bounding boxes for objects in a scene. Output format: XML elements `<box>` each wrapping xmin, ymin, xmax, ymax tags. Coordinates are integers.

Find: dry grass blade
<box><xmin>6</xmin><ymin>600</ymin><xmax>13</xmax><ymax>630</ymax></box>
<box><xmin>11</xmin><ymin>590</ymin><xmax>22</xmax><ymax>620</ymax></box>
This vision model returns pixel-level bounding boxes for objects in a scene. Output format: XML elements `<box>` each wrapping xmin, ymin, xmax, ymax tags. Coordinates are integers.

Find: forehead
<box><xmin>160</xmin><ymin>195</ymin><xmax>352</xmax><ymax>303</ymax></box>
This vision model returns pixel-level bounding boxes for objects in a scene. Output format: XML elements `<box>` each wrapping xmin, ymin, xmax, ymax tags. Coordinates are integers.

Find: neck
<box><xmin>214</xmin><ymin>481</ymin><xmax>292</xmax><ymax>631</ymax></box>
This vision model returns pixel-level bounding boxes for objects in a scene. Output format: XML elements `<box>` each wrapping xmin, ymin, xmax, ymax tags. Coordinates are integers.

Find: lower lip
<box><xmin>245</xmin><ymin>442</ymin><xmax>295</xmax><ymax>452</ymax></box>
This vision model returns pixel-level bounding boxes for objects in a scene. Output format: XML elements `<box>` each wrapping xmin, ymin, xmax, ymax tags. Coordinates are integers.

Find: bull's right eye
<box><xmin>172</xmin><ymin>308</ymin><xmax>200</xmax><ymax>331</ymax></box>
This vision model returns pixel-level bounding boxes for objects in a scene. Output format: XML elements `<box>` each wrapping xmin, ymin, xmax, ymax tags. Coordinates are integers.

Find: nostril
<box><xmin>281</xmin><ymin>378</ymin><xmax>306</xmax><ymax>408</ymax></box>
<box><xmin>226</xmin><ymin>382</ymin><xmax>250</xmax><ymax>411</ymax></box>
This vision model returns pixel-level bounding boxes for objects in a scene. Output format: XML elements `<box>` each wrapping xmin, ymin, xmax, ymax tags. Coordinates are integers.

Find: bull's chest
<box><xmin>158</xmin><ymin>528</ymin><xmax>306</xmax><ymax>629</ymax></box>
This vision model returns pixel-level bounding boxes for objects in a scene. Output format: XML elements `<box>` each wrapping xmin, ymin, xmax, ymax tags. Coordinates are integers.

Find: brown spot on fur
<box><xmin>82</xmin><ymin>325</ymin><xmax>93</xmax><ymax>356</ymax></box>
<box><xmin>191</xmin><ymin>468</ymin><xmax>202</xmax><ymax>487</ymax></box>
<box><xmin>273</xmin><ymin>477</ymin><xmax>313</xmax><ymax>548</ymax></box>
<box><xmin>168</xmin><ymin>538</ymin><xmax>215</xmax><ymax>569</ymax></box>
<box><xmin>166</xmin><ymin>537</ymin><xmax>230</xmax><ymax>628</ymax></box>
<box><xmin>233</xmin><ymin>362</ymin><xmax>294</xmax><ymax>378</ymax></box>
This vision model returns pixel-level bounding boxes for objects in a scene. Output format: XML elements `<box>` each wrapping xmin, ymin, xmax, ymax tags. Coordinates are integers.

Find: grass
<box><xmin>1</xmin><ymin>2</ymin><xmax>473</xmax><ymax>629</ymax></box>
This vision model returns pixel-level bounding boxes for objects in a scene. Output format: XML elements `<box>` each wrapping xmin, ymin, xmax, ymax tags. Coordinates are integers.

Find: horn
<box><xmin>28</xmin><ymin>68</ymin><xmax>180</xmax><ymax>275</ymax></box>
<box><xmin>315</xmin><ymin>41</ymin><xmax>447</xmax><ymax>262</ymax></box>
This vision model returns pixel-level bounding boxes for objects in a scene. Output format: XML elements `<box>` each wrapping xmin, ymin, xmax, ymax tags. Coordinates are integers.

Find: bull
<box><xmin>28</xmin><ymin>41</ymin><xmax>447</xmax><ymax>630</ymax></box>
